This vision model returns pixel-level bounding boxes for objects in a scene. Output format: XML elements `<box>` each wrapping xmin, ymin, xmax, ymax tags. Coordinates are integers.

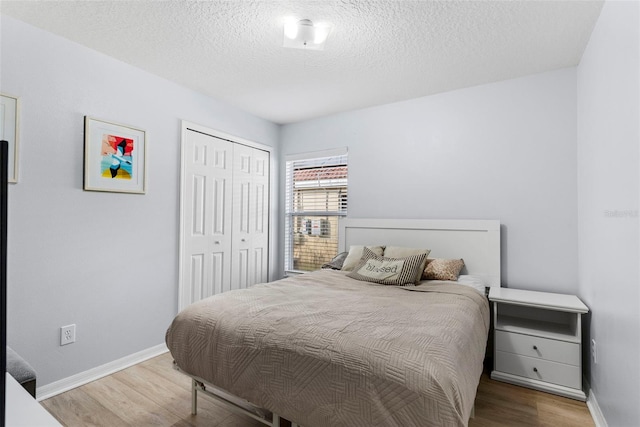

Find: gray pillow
<box><xmin>321</xmin><ymin>251</ymin><xmax>349</xmax><ymax>270</ymax></box>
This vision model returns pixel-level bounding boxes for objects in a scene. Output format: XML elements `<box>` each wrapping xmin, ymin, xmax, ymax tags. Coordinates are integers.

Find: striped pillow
<box><xmin>347</xmin><ymin>247</ymin><xmax>428</xmax><ymax>286</ymax></box>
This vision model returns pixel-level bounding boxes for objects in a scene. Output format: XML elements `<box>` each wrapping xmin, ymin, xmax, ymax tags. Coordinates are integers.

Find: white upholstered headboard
<box><xmin>338</xmin><ymin>218</ymin><xmax>501</xmax><ymax>288</ymax></box>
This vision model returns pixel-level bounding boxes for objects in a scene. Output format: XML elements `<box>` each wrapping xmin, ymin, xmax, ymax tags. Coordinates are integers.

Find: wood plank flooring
<box><xmin>41</xmin><ymin>352</ymin><xmax>594</xmax><ymax>427</ymax></box>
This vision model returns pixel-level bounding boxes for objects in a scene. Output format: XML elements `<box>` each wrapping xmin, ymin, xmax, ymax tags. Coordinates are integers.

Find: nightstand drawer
<box><xmin>495</xmin><ymin>351</ymin><xmax>581</xmax><ymax>389</ymax></box>
<box><xmin>495</xmin><ymin>330</ymin><xmax>580</xmax><ymax>366</ymax></box>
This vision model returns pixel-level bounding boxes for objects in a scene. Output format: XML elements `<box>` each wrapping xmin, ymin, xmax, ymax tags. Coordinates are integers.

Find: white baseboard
<box><xmin>35</xmin><ymin>343</ymin><xmax>169</xmax><ymax>401</ymax></box>
<box><xmin>587</xmin><ymin>388</ymin><xmax>608</xmax><ymax>427</ymax></box>
<box><xmin>584</xmin><ymin>377</ymin><xmax>608</xmax><ymax>427</ymax></box>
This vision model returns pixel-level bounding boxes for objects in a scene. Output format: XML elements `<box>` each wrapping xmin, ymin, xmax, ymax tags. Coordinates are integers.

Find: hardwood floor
<box><xmin>470</xmin><ymin>372</ymin><xmax>594</xmax><ymax>427</ymax></box>
<box><xmin>41</xmin><ymin>352</ymin><xmax>594</xmax><ymax>427</ymax></box>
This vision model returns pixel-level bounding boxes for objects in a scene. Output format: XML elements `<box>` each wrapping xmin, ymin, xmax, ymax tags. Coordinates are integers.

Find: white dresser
<box><xmin>5</xmin><ymin>373</ymin><xmax>61</xmax><ymax>426</ymax></box>
<box><xmin>488</xmin><ymin>287</ymin><xmax>589</xmax><ymax>401</ymax></box>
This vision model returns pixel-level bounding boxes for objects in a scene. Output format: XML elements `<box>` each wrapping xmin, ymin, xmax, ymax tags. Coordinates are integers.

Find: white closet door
<box><xmin>181</xmin><ymin>130</ymin><xmax>233</xmax><ymax>308</ymax></box>
<box><xmin>231</xmin><ymin>144</ymin><xmax>269</xmax><ymax>289</ymax></box>
<box><xmin>251</xmin><ymin>148</ymin><xmax>270</xmax><ymax>285</ymax></box>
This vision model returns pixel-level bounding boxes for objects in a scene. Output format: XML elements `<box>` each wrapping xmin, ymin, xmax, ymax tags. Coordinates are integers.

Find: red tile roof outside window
<box><xmin>294</xmin><ymin>166</ymin><xmax>347</xmax><ymax>182</ymax></box>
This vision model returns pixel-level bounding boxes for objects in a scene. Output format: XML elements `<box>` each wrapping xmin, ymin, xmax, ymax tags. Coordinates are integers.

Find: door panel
<box><xmin>181</xmin><ymin>130</ymin><xmax>233</xmax><ymax>309</ymax></box>
<box><xmin>212</xmin><ymin>178</ymin><xmax>227</xmax><ymax>235</ymax></box>
<box><xmin>251</xmin><ymin>149</ymin><xmax>270</xmax><ymax>286</ymax></box>
<box><xmin>190</xmin><ymin>254</ymin><xmax>204</xmax><ymax>302</ymax></box>
<box><xmin>232</xmin><ymin>144</ymin><xmax>269</xmax><ymax>289</ymax></box>
<box><xmin>211</xmin><ymin>252</ymin><xmax>225</xmax><ymax>295</ymax></box>
<box><xmin>240</xmin><ymin>182</ymin><xmax>250</xmax><ymax>233</ymax></box>
<box><xmin>235</xmin><ymin>249</ymin><xmax>249</xmax><ymax>290</ymax></box>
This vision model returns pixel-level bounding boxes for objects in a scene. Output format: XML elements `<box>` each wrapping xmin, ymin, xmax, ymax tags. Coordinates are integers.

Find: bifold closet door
<box><xmin>231</xmin><ymin>144</ymin><xmax>269</xmax><ymax>290</ymax></box>
<box><xmin>181</xmin><ymin>130</ymin><xmax>233</xmax><ymax>307</ymax></box>
<box><xmin>181</xmin><ymin>128</ymin><xmax>270</xmax><ymax>308</ymax></box>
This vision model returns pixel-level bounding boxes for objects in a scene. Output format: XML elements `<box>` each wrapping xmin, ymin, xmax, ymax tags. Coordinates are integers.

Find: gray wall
<box><xmin>1</xmin><ymin>16</ymin><xmax>279</xmax><ymax>387</ymax></box>
<box><xmin>281</xmin><ymin>68</ymin><xmax>578</xmax><ymax>293</ymax></box>
<box><xmin>577</xmin><ymin>1</ymin><xmax>639</xmax><ymax>425</ymax></box>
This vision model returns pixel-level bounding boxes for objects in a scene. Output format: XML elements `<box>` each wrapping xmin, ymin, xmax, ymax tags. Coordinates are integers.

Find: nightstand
<box><xmin>488</xmin><ymin>287</ymin><xmax>589</xmax><ymax>401</ymax></box>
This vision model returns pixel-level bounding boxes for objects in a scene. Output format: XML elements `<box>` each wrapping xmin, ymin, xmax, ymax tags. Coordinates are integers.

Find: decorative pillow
<box><xmin>321</xmin><ymin>252</ymin><xmax>349</xmax><ymax>270</ymax></box>
<box><xmin>341</xmin><ymin>245</ymin><xmax>385</xmax><ymax>271</ymax></box>
<box><xmin>422</xmin><ymin>258</ymin><xmax>465</xmax><ymax>281</ymax></box>
<box><xmin>383</xmin><ymin>246</ymin><xmax>431</xmax><ymax>282</ymax></box>
<box><xmin>347</xmin><ymin>247</ymin><xmax>428</xmax><ymax>286</ymax></box>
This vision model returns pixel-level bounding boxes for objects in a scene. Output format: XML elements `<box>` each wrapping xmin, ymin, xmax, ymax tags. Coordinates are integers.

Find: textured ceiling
<box><xmin>1</xmin><ymin>0</ymin><xmax>604</xmax><ymax>124</ymax></box>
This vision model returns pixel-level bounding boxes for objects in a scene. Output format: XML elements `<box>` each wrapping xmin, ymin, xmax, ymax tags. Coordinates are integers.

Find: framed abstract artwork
<box><xmin>84</xmin><ymin>117</ymin><xmax>147</xmax><ymax>194</ymax></box>
<box><xmin>0</xmin><ymin>94</ymin><xmax>20</xmax><ymax>183</ymax></box>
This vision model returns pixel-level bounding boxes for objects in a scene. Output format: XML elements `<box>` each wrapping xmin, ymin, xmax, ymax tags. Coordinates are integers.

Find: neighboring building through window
<box><xmin>284</xmin><ymin>149</ymin><xmax>348</xmax><ymax>272</ymax></box>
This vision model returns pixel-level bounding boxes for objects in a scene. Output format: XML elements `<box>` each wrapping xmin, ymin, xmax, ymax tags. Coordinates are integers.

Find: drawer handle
<box><xmin>533</xmin><ymin>367</ymin><xmax>538</xmax><ymax>373</ymax></box>
<box><xmin>533</xmin><ymin>345</ymin><xmax>538</xmax><ymax>350</ymax></box>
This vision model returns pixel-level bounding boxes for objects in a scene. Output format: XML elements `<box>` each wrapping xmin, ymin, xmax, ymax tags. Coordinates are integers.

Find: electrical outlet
<box><xmin>60</xmin><ymin>324</ymin><xmax>76</xmax><ymax>346</ymax></box>
<box><xmin>591</xmin><ymin>338</ymin><xmax>597</xmax><ymax>364</ymax></box>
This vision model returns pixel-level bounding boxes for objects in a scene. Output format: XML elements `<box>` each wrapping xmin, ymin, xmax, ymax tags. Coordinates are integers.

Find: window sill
<box><xmin>284</xmin><ymin>270</ymin><xmax>311</xmax><ymax>277</ymax></box>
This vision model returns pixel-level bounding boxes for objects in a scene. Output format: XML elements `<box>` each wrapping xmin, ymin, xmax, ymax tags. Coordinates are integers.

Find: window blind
<box><xmin>285</xmin><ymin>152</ymin><xmax>348</xmax><ymax>272</ymax></box>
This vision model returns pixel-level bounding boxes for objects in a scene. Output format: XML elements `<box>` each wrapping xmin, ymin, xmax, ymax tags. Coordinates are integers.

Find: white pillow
<box><xmin>454</xmin><ymin>275</ymin><xmax>488</xmax><ymax>294</ymax></box>
<box><xmin>341</xmin><ymin>245</ymin><xmax>384</xmax><ymax>271</ymax></box>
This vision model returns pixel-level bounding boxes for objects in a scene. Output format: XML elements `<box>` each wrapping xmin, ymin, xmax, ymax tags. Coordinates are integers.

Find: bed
<box><xmin>166</xmin><ymin>218</ymin><xmax>501</xmax><ymax>427</ymax></box>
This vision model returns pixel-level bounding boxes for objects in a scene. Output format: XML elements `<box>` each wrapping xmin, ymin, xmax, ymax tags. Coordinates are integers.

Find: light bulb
<box><xmin>284</xmin><ymin>18</ymin><xmax>298</xmax><ymax>40</ymax></box>
<box><xmin>282</xmin><ymin>18</ymin><xmax>332</xmax><ymax>50</ymax></box>
<box><xmin>313</xmin><ymin>26</ymin><xmax>330</xmax><ymax>45</ymax></box>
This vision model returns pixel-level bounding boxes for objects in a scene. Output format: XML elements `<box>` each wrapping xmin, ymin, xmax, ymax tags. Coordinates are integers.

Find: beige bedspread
<box><xmin>166</xmin><ymin>269</ymin><xmax>489</xmax><ymax>427</ymax></box>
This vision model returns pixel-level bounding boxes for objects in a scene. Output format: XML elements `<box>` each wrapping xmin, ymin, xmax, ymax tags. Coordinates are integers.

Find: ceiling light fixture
<box><xmin>283</xmin><ymin>18</ymin><xmax>333</xmax><ymax>51</ymax></box>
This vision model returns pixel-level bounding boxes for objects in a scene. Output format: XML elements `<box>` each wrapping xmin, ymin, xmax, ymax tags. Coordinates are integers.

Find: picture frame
<box><xmin>84</xmin><ymin>117</ymin><xmax>147</xmax><ymax>194</ymax></box>
<box><xmin>0</xmin><ymin>94</ymin><xmax>20</xmax><ymax>183</ymax></box>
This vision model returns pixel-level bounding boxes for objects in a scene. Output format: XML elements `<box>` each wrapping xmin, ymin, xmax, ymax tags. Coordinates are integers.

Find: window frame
<box><xmin>284</xmin><ymin>148</ymin><xmax>348</xmax><ymax>274</ymax></box>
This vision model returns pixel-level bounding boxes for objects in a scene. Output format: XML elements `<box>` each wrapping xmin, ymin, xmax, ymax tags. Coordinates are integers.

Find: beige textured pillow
<box><xmin>383</xmin><ymin>246</ymin><xmax>431</xmax><ymax>283</ymax></box>
<box><xmin>341</xmin><ymin>245</ymin><xmax>384</xmax><ymax>271</ymax></box>
<box><xmin>422</xmin><ymin>258</ymin><xmax>465</xmax><ymax>281</ymax></box>
<box><xmin>347</xmin><ymin>248</ymin><xmax>428</xmax><ymax>286</ymax></box>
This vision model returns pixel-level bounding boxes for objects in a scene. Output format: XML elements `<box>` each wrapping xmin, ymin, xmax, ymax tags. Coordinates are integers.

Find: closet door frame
<box><xmin>178</xmin><ymin>120</ymin><xmax>276</xmax><ymax>311</ymax></box>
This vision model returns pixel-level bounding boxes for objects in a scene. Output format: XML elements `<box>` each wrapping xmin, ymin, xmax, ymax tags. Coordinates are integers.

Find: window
<box><xmin>284</xmin><ymin>149</ymin><xmax>348</xmax><ymax>272</ymax></box>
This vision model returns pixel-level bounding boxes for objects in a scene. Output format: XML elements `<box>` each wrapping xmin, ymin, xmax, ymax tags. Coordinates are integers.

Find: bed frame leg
<box><xmin>272</xmin><ymin>413</ymin><xmax>280</xmax><ymax>427</ymax></box>
<box><xmin>192</xmin><ymin>379</ymin><xmax>198</xmax><ymax>415</ymax></box>
<box><xmin>470</xmin><ymin>403</ymin><xmax>475</xmax><ymax>419</ymax></box>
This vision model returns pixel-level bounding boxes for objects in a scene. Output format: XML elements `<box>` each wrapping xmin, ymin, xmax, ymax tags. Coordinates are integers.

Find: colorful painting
<box><xmin>100</xmin><ymin>134</ymin><xmax>134</xmax><ymax>179</ymax></box>
<box><xmin>84</xmin><ymin>117</ymin><xmax>146</xmax><ymax>194</ymax></box>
